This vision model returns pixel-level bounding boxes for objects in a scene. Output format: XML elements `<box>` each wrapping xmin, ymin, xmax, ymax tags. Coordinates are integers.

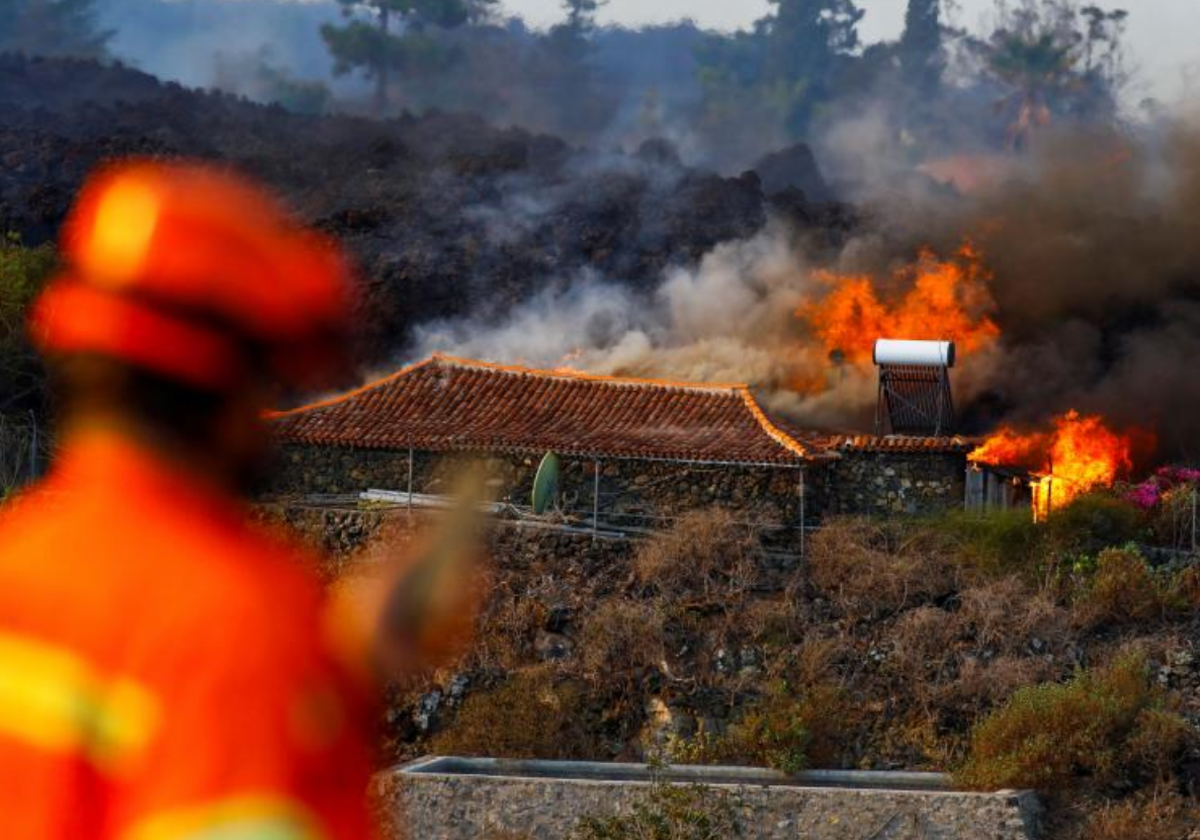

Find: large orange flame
<box><xmin>969</xmin><ymin>410</ymin><xmax>1143</xmax><ymax>519</ymax></box>
<box><xmin>796</xmin><ymin>243</ymin><xmax>1000</xmax><ymax>369</ymax></box>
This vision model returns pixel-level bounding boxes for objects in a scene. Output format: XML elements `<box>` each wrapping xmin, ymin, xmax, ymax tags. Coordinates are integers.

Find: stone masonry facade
<box><xmin>265</xmin><ymin>444</ymin><xmax>967</xmax><ymax>524</ymax></box>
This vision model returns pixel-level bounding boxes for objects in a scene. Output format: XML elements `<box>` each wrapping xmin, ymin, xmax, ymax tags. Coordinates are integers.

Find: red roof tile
<box><xmin>769</xmin><ymin>418</ymin><xmax>976</xmax><ymax>455</ymax></box>
<box><xmin>269</xmin><ymin>354</ymin><xmax>814</xmax><ymax>465</ymax></box>
<box><xmin>827</xmin><ymin>434</ymin><xmax>976</xmax><ymax>454</ymax></box>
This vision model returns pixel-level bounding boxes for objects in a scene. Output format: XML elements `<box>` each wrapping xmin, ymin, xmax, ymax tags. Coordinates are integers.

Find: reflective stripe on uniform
<box><xmin>123</xmin><ymin>795</ymin><xmax>328</xmax><ymax>840</ymax></box>
<box><xmin>0</xmin><ymin>630</ymin><xmax>160</xmax><ymax>772</ymax></box>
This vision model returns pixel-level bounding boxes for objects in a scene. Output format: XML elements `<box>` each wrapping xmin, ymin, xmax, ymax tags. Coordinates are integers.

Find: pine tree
<box><xmin>0</xmin><ymin>0</ymin><xmax>112</xmax><ymax>58</ymax></box>
<box><xmin>321</xmin><ymin>0</ymin><xmax>493</xmax><ymax>112</ymax></box>
<box><xmin>899</xmin><ymin>0</ymin><xmax>944</xmax><ymax>95</ymax></box>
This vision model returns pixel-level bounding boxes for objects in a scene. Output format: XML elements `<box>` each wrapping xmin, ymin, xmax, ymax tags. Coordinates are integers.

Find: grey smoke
<box><xmin>413</xmin><ymin>113</ymin><xmax>1200</xmax><ymax>464</ymax></box>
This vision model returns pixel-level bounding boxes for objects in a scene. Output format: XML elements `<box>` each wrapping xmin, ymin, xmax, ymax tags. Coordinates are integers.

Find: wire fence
<box><xmin>275</xmin><ymin>479</ymin><xmax>1200</xmax><ymax>569</ymax></box>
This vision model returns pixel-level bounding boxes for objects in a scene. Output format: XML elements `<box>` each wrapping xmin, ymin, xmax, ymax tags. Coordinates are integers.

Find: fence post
<box><xmin>798</xmin><ymin>467</ymin><xmax>806</xmax><ymax>559</ymax></box>
<box><xmin>406</xmin><ymin>446</ymin><xmax>414</xmax><ymax>513</ymax></box>
<box><xmin>592</xmin><ymin>460</ymin><xmax>601</xmax><ymax>539</ymax></box>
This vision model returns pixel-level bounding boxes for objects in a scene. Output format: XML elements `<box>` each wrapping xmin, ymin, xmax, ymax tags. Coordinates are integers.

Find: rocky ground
<box><xmin>266</xmin><ymin>497</ymin><xmax>1200</xmax><ymax>839</ymax></box>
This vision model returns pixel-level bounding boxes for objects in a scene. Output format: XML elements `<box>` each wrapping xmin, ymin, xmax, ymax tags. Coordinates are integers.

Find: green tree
<box><xmin>320</xmin><ymin>0</ymin><xmax>494</xmax><ymax>112</ymax></box>
<box><xmin>561</xmin><ymin>0</ymin><xmax>604</xmax><ymax>36</ymax></box>
<box><xmin>696</xmin><ymin>0</ymin><xmax>864</xmax><ymax>140</ymax></box>
<box><xmin>0</xmin><ymin>234</ymin><xmax>55</xmax><ymax>413</ymax></box>
<box><xmin>538</xmin><ymin>0</ymin><xmax>613</xmax><ymax>138</ymax></box>
<box><xmin>1080</xmin><ymin>4</ymin><xmax>1128</xmax><ymax>86</ymax></box>
<box><xmin>0</xmin><ymin>0</ymin><xmax>111</xmax><ymax>58</ymax></box>
<box><xmin>899</xmin><ymin>0</ymin><xmax>944</xmax><ymax>95</ymax></box>
<box><xmin>978</xmin><ymin>1</ymin><xmax>1126</xmax><ymax>148</ymax></box>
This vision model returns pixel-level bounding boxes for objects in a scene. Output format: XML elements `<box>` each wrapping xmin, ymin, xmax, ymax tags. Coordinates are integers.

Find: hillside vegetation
<box><xmin>357</xmin><ymin>495</ymin><xmax>1200</xmax><ymax>838</ymax></box>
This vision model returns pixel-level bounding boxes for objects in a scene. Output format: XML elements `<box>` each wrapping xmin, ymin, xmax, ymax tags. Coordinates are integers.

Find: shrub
<box><xmin>578</xmin><ymin>600</ymin><xmax>665</xmax><ymax>681</ymax></box>
<box><xmin>1074</xmin><ymin>786</ymin><xmax>1196</xmax><ymax>840</ymax></box>
<box><xmin>912</xmin><ymin>509</ymin><xmax>1042</xmax><ymax>578</ymax></box>
<box><xmin>807</xmin><ymin>518</ymin><xmax>955</xmax><ymax>621</ymax></box>
<box><xmin>669</xmin><ymin>682</ymin><xmax>846</xmax><ymax>772</ymax></box>
<box><xmin>430</xmin><ymin>667</ymin><xmax>598</xmax><ymax>759</ymax></box>
<box><xmin>1045</xmin><ymin>492</ymin><xmax>1145</xmax><ymax>556</ymax></box>
<box><xmin>955</xmin><ymin>654</ymin><xmax>1192</xmax><ymax>792</ymax></box>
<box><xmin>739</xmin><ymin>597</ymin><xmax>798</xmax><ymax>647</ymax></box>
<box><xmin>1074</xmin><ymin>547</ymin><xmax>1173</xmax><ymax>628</ymax></box>
<box><xmin>939</xmin><ymin>655</ymin><xmax>1051</xmax><ymax>713</ymax></box>
<box><xmin>956</xmin><ymin>576</ymin><xmax>1068</xmax><ymax>654</ymax></box>
<box><xmin>887</xmin><ymin>606</ymin><xmax>958</xmax><ymax>708</ymax></box>
<box><xmin>633</xmin><ymin>508</ymin><xmax>759</xmax><ymax>602</ymax></box>
<box><xmin>569</xmin><ymin>779</ymin><xmax>742</xmax><ymax>840</ymax></box>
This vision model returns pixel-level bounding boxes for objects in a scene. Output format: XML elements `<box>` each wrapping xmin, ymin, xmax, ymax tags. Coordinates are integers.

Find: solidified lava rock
<box><xmin>0</xmin><ymin>54</ymin><xmax>854</xmax><ymax>365</ymax></box>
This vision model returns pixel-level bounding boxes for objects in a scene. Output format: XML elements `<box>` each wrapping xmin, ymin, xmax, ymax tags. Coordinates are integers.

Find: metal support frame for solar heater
<box><xmin>874</xmin><ymin>363</ymin><xmax>955</xmax><ymax>437</ymax></box>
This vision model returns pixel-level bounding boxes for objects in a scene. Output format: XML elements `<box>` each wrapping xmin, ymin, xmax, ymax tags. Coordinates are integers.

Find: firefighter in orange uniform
<box><xmin>0</xmin><ymin>162</ymin><xmax>401</xmax><ymax>839</ymax></box>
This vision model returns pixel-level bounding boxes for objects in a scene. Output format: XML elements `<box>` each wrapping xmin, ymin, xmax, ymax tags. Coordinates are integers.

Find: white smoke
<box><xmin>412</xmin><ymin>224</ymin><xmax>902</xmax><ymax>428</ymax></box>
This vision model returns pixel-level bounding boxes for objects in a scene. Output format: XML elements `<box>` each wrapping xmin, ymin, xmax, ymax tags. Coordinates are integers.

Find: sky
<box><xmin>503</xmin><ymin>0</ymin><xmax>1200</xmax><ymax>106</ymax></box>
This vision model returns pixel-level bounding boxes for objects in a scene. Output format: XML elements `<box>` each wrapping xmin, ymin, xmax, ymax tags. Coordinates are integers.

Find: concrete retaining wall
<box><xmin>380</xmin><ymin>757</ymin><xmax>1040</xmax><ymax>840</ymax></box>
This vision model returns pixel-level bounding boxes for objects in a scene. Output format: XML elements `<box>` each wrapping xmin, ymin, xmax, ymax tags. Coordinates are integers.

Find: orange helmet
<box><xmin>29</xmin><ymin>160</ymin><xmax>356</xmax><ymax>392</ymax></box>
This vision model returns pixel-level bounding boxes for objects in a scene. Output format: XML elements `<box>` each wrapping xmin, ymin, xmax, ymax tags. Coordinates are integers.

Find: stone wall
<box><xmin>259</xmin><ymin>502</ymin><xmax>636</xmax><ymax>572</ymax></box>
<box><xmin>377</xmin><ymin>758</ymin><xmax>1040</xmax><ymax>840</ymax></box>
<box><xmin>820</xmin><ymin>451</ymin><xmax>967</xmax><ymax>517</ymax></box>
<box><xmin>267</xmin><ymin>445</ymin><xmax>809</xmax><ymax>527</ymax></box>
<box><xmin>264</xmin><ymin>444</ymin><xmax>968</xmax><ymax>525</ymax></box>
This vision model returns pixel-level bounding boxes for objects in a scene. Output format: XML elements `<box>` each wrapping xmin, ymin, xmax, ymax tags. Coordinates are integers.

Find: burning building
<box><xmin>266</xmin><ymin>353</ymin><xmax>975</xmax><ymax>529</ymax></box>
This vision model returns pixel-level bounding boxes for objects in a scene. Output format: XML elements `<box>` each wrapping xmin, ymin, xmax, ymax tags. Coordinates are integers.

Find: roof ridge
<box><xmin>264</xmin><ymin>355</ymin><xmax>441</xmax><ymax>418</ymax></box>
<box><xmin>738</xmin><ymin>390</ymin><xmax>810</xmax><ymax>458</ymax></box>
<box><xmin>430</xmin><ymin>352</ymin><xmax>750</xmax><ymax>394</ymax></box>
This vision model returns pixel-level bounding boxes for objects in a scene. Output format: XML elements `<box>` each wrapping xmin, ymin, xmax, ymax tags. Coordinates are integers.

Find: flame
<box><xmin>969</xmin><ymin>410</ymin><xmax>1143</xmax><ymax>518</ymax></box>
<box><xmin>796</xmin><ymin>243</ymin><xmax>1000</xmax><ymax>370</ymax></box>
<box><xmin>553</xmin><ymin>346</ymin><xmax>585</xmax><ymax>374</ymax></box>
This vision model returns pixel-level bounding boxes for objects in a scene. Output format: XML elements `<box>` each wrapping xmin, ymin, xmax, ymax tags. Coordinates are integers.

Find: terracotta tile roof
<box><xmin>769</xmin><ymin>418</ymin><xmax>976</xmax><ymax>455</ymax></box>
<box><xmin>821</xmin><ymin>434</ymin><xmax>976</xmax><ymax>454</ymax></box>
<box><xmin>269</xmin><ymin>354</ymin><xmax>814</xmax><ymax>465</ymax></box>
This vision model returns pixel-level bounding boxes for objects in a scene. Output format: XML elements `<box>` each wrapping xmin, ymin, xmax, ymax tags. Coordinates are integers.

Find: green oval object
<box><xmin>532</xmin><ymin>452</ymin><xmax>561</xmax><ymax>514</ymax></box>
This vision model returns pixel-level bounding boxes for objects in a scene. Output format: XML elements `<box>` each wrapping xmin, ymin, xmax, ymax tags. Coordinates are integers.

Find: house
<box><xmin>266</xmin><ymin>354</ymin><xmax>974</xmax><ymax>528</ymax></box>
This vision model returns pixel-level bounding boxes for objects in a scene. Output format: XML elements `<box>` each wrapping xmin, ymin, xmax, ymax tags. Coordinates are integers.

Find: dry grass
<box><xmin>888</xmin><ymin>606</ymin><xmax>958</xmax><ymax>709</ymax></box>
<box><xmin>430</xmin><ymin>667</ymin><xmax>599</xmax><ymax>759</ymax></box>
<box><xmin>740</xmin><ymin>597</ymin><xmax>799</xmax><ymax>647</ymax></box>
<box><xmin>1070</xmin><ymin>787</ymin><xmax>1197</xmax><ymax>840</ymax></box>
<box><xmin>633</xmin><ymin>508</ymin><xmax>759</xmax><ymax>602</ymax></box>
<box><xmin>957</xmin><ymin>577</ymin><xmax>1069</xmax><ymax>654</ymax></box>
<box><xmin>806</xmin><ymin>518</ymin><xmax>955</xmax><ymax>621</ymax></box>
<box><xmin>578</xmin><ymin>600</ymin><xmax>665</xmax><ymax>681</ymax></box>
<box><xmin>939</xmin><ymin>655</ymin><xmax>1052</xmax><ymax>711</ymax></box>
<box><xmin>669</xmin><ymin>681</ymin><xmax>849</xmax><ymax>772</ymax></box>
<box><xmin>471</xmin><ymin>583</ymin><xmax>544</xmax><ymax>670</ymax></box>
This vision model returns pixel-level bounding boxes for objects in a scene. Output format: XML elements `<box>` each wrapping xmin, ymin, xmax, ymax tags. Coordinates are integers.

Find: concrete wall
<box><xmin>377</xmin><ymin>757</ymin><xmax>1040</xmax><ymax>840</ymax></box>
<box><xmin>265</xmin><ymin>444</ymin><xmax>968</xmax><ymax>523</ymax></box>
